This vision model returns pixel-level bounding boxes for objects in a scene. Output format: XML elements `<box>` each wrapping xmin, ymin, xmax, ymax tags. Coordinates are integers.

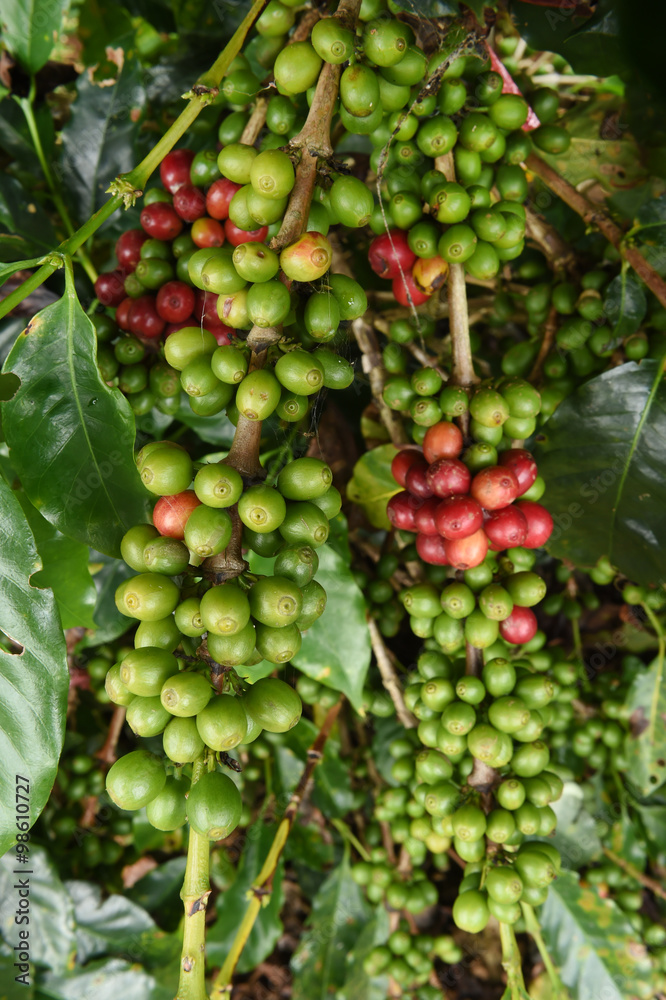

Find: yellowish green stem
<box><xmin>177</xmin><ymin>756</ymin><xmax>213</xmax><ymax>1000</ymax></box>
<box><xmin>499</xmin><ymin>920</ymin><xmax>528</xmax><ymax>999</ymax></box>
<box><xmin>521</xmin><ymin>902</ymin><xmax>566</xmax><ymax>998</ymax></box>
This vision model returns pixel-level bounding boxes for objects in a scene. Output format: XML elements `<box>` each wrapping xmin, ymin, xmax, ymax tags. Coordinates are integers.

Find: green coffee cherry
<box><xmin>106</xmin><ymin>750</ymin><xmax>166</xmax><ymax>811</ymax></box>
<box><xmin>120</xmin><ymin>647</ymin><xmax>178</xmax><ymax>697</ymax></box>
<box><xmin>207</xmin><ymin>621</ymin><xmax>257</xmax><ymax>666</ymax></box>
<box><xmin>184</xmin><ymin>505</ymin><xmax>233</xmax><ymax>558</ymax></box>
<box><xmin>194</xmin><ymin>462</ymin><xmax>244</xmax><ymax>508</ymax></box>
<box><xmin>143</xmin><ymin>537</ymin><xmax>190</xmax><ymax>576</ymax></box>
<box><xmin>200</xmin><ymin>584</ymin><xmax>251</xmax><ymax>636</ymax></box>
<box><xmin>126</xmin><ymin>695</ymin><xmax>172</xmax><ymax>737</ymax></box>
<box><xmin>116</xmin><ymin>574</ymin><xmax>180</xmax><ymax>622</ymax></box>
<box><xmin>295</xmin><ymin>579</ymin><xmax>327</xmax><ymax>629</ymax></box>
<box><xmin>121</xmin><ymin>524</ymin><xmax>160</xmax><ymax>572</ymax></box>
<box><xmin>249</xmin><ymin>575</ymin><xmax>303</xmax><ymax>627</ymax></box>
<box><xmin>160</xmin><ymin>671</ymin><xmax>212</xmax><ymax>718</ymax></box>
<box><xmin>255</xmin><ymin>622</ymin><xmax>302</xmax><ymax>663</ymax></box>
<box><xmin>146</xmin><ymin>776</ymin><xmax>187</xmax><ymax>832</ymax></box>
<box><xmin>196</xmin><ymin>693</ymin><xmax>248</xmax><ymax>750</ymax></box>
<box><xmin>105</xmin><ymin>662</ymin><xmax>135</xmax><ymax>706</ymax></box>
<box><xmin>275</xmin><ymin>349</ymin><xmax>325</xmax><ymax>396</ymax></box>
<box><xmin>236</xmin><ymin>370</ymin><xmax>282</xmax><ymax>420</ymax></box>
<box><xmin>163</xmin><ymin>716</ymin><xmax>205</xmax><ymax>763</ymax></box>
<box><xmin>243</xmin><ymin>677</ymin><xmax>302</xmax><ymax>732</ymax></box>
<box><xmin>186</xmin><ymin>770</ymin><xmax>242</xmax><ymax>840</ymax></box>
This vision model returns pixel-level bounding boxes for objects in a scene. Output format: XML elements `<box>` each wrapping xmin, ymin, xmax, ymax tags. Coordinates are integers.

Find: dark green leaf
<box><xmin>0</xmin><ymin>478</ymin><xmax>68</xmax><ymax>857</ymax></box>
<box><xmin>539</xmin><ymin>870</ymin><xmax>655</xmax><ymax>1000</ymax></box>
<box><xmin>624</xmin><ymin>655</ymin><xmax>666</xmax><ymax>796</ymax></box>
<box><xmin>0</xmin><ymin>0</ymin><xmax>69</xmax><ymax>72</ymax></box>
<box><xmin>291</xmin><ymin>852</ymin><xmax>376</xmax><ymax>1000</ymax></box>
<box><xmin>206</xmin><ymin>821</ymin><xmax>284</xmax><ymax>973</ymax></box>
<box><xmin>37</xmin><ymin>957</ymin><xmax>172</xmax><ymax>1000</ymax></box>
<box><xmin>60</xmin><ymin>58</ymin><xmax>146</xmax><ymax>228</ymax></box>
<box><xmin>534</xmin><ymin>361</ymin><xmax>666</xmax><ymax>585</ymax></box>
<box><xmin>540</xmin><ymin>782</ymin><xmax>601</xmax><ymax>870</ymax></box>
<box><xmin>0</xmin><ymin>175</ymin><xmax>56</xmax><ymax>253</ymax></box>
<box><xmin>267</xmin><ymin>718</ymin><xmax>354</xmax><ymax>818</ymax></box>
<box><xmin>337</xmin><ymin>905</ymin><xmax>390</xmax><ymax>1000</ymax></box>
<box><xmin>17</xmin><ymin>494</ymin><xmax>97</xmax><ymax>629</ymax></box>
<box><xmin>127</xmin><ymin>856</ymin><xmax>187</xmax><ymax>916</ymax></box>
<box><xmin>347</xmin><ymin>444</ymin><xmax>399</xmax><ymax>530</ymax></box>
<box><xmin>0</xmin><ymin>316</ymin><xmax>25</xmax><ymax>364</ymax></box>
<box><xmin>174</xmin><ymin>400</ymin><xmax>236</xmax><ymax>446</ymax></box>
<box><xmin>2</xmin><ymin>267</ymin><xmax>151</xmax><ymax>557</ymax></box>
<box><xmin>65</xmin><ymin>880</ymin><xmax>180</xmax><ymax>967</ymax></box>
<box><xmin>633</xmin><ymin>195</ymin><xmax>666</xmax><ymax>275</ymax></box>
<box><xmin>284</xmin><ymin>821</ymin><xmax>336</xmax><ymax>873</ymax></box>
<box><xmin>85</xmin><ymin>552</ymin><xmax>136</xmax><ymax>644</ymax></box>
<box><xmin>0</xmin><ymin>846</ymin><xmax>75</xmax><ymax>973</ymax></box>
<box><xmin>390</xmin><ymin>0</ymin><xmax>459</xmax><ymax>13</ymax></box>
<box><xmin>633</xmin><ymin>802</ymin><xmax>666</xmax><ymax>863</ymax></box>
<box><xmin>0</xmin><ymin>256</ymin><xmax>48</xmax><ymax>290</ymax></box>
<box><xmin>293</xmin><ymin>544</ymin><xmax>370</xmax><ymax>712</ymax></box>
<box><xmin>604</xmin><ymin>271</ymin><xmax>647</xmax><ymax>337</ymax></box>
<box><xmin>512</xmin><ymin>0</ymin><xmax>626</xmax><ymax>77</ymax></box>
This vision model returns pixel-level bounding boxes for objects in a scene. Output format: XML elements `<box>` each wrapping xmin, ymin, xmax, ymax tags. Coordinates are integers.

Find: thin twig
<box><xmin>240</xmin><ymin>97</ymin><xmax>268</xmax><ymax>145</ymax></box>
<box><xmin>529</xmin><ymin>304</ymin><xmax>558</xmax><ymax>382</ymax></box>
<box><xmin>525</xmin><ymin>205</ymin><xmax>576</xmax><ymax>276</ymax></box>
<box><xmin>367</xmin><ymin>617</ymin><xmax>416</xmax><ymax>729</ymax></box>
<box><xmin>601</xmin><ymin>847</ymin><xmax>666</xmax><ymax>901</ymax></box>
<box><xmin>95</xmin><ymin>705</ymin><xmax>126</xmax><ymax>765</ymax></box>
<box><xmin>527</xmin><ymin>152</ymin><xmax>666</xmax><ymax>309</ymax></box>
<box><xmin>351</xmin><ymin>317</ymin><xmax>408</xmax><ymax>448</ymax></box>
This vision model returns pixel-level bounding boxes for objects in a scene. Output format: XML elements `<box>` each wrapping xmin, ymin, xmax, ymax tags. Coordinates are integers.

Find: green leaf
<box><xmin>0</xmin><ymin>256</ymin><xmax>48</xmax><ymax>290</ymax></box>
<box><xmin>127</xmin><ymin>857</ymin><xmax>187</xmax><ymax>917</ymax></box>
<box><xmin>82</xmin><ymin>551</ymin><xmax>135</xmax><ymax>645</ymax></box>
<box><xmin>608</xmin><ymin>812</ymin><xmax>647</xmax><ymax>870</ymax></box>
<box><xmin>539</xmin><ymin>870</ymin><xmax>655</xmax><ymax>1000</ymax></box>
<box><xmin>267</xmin><ymin>718</ymin><xmax>355</xmax><ymax>818</ymax></box>
<box><xmin>206</xmin><ymin>821</ymin><xmax>284</xmax><ymax>973</ymax></box>
<box><xmin>0</xmin><ymin>175</ymin><xmax>56</xmax><ymax>254</ymax></box>
<box><xmin>633</xmin><ymin>194</ymin><xmax>666</xmax><ymax>275</ymax></box>
<box><xmin>17</xmin><ymin>494</ymin><xmax>96</xmax><ymax>629</ymax></box>
<box><xmin>390</xmin><ymin>0</ymin><xmax>459</xmax><ymax>13</ymax></box>
<box><xmin>0</xmin><ymin>477</ymin><xmax>68</xmax><ymax>857</ymax></box>
<box><xmin>174</xmin><ymin>400</ymin><xmax>236</xmax><ymax>446</ymax></box>
<box><xmin>37</xmin><ymin>957</ymin><xmax>172</xmax><ymax>1000</ymax></box>
<box><xmin>292</xmin><ymin>544</ymin><xmax>370</xmax><ymax>712</ymax></box>
<box><xmin>65</xmin><ymin>880</ymin><xmax>180</xmax><ymax>967</ymax></box>
<box><xmin>337</xmin><ymin>905</ymin><xmax>390</xmax><ymax>1000</ymax></box>
<box><xmin>603</xmin><ymin>271</ymin><xmax>647</xmax><ymax>337</ymax></box>
<box><xmin>539</xmin><ymin>782</ymin><xmax>601</xmax><ymax>870</ymax></box>
<box><xmin>534</xmin><ymin>361</ymin><xmax>666</xmax><ymax>585</ymax></box>
<box><xmin>291</xmin><ymin>852</ymin><xmax>377</xmax><ymax>1000</ymax></box>
<box><xmin>512</xmin><ymin>0</ymin><xmax>626</xmax><ymax>77</ymax></box>
<box><xmin>0</xmin><ymin>949</ymin><xmax>34</xmax><ymax>997</ymax></box>
<box><xmin>60</xmin><ymin>57</ymin><xmax>146</xmax><ymax>228</ymax></box>
<box><xmin>0</xmin><ymin>846</ymin><xmax>76</xmax><ymax>973</ymax></box>
<box><xmin>0</xmin><ymin>0</ymin><xmax>69</xmax><ymax>72</ymax></box>
<box><xmin>347</xmin><ymin>444</ymin><xmax>400</xmax><ymax>530</ymax></box>
<box><xmin>77</xmin><ymin>0</ymin><xmax>134</xmax><ymax>66</ymax></box>
<box><xmin>624</xmin><ymin>654</ymin><xmax>666</xmax><ymax>796</ymax></box>
<box><xmin>2</xmin><ymin>267</ymin><xmax>151</xmax><ymax>557</ymax></box>
<box><xmin>0</xmin><ymin>97</ymin><xmax>55</xmax><ymax>170</ymax></box>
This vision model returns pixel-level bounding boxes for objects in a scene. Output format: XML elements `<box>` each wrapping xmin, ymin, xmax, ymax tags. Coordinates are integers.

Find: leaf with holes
<box><xmin>347</xmin><ymin>444</ymin><xmax>400</xmax><ymax>530</ymax></box>
<box><xmin>534</xmin><ymin>361</ymin><xmax>666</xmax><ymax>585</ymax></box>
<box><xmin>539</xmin><ymin>870</ymin><xmax>655</xmax><ymax>1000</ymax></box>
<box><xmin>624</xmin><ymin>654</ymin><xmax>666</xmax><ymax>796</ymax></box>
<box><xmin>0</xmin><ymin>477</ymin><xmax>68</xmax><ymax>857</ymax></box>
<box><xmin>2</xmin><ymin>264</ymin><xmax>151</xmax><ymax>557</ymax></box>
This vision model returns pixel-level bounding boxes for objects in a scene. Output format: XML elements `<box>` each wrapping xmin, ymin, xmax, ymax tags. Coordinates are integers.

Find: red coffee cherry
<box><xmin>423</xmin><ymin>421</ymin><xmax>464</xmax><ymax>463</ymax></box>
<box><xmin>153</xmin><ymin>491</ymin><xmax>202</xmax><ymax>539</ymax></box>
<box><xmin>173</xmin><ymin>184</ymin><xmax>207</xmax><ymax>222</ymax></box>
<box><xmin>156</xmin><ymin>281</ymin><xmax>196</xmax><ymax>323</ymax></box>
<box><xmin>160</xmin><ymin>148</ymin><xmax>195</xmax><ymax>193</ymax></box>
<box><xmin>416</xmin><ymin>532</ymin><xmax>449</xmax><ymax>565</ymax></box>
<box><xmin>498</xmin><ymin>448</ymin><xmax>538</xmax><ymax>496</ymax></box>
<box><xmin>391</xmin><ymin>446</ymin><xmax>424</xmax><ymax>487</ymax></box>
<box><xmin>128</xmin><ymin>295</ymin><xmax>166</xmax><ymax>339</ymax></box>
<box><xmin>499</xmin><ymin>605</ymin><xmax>538</xmax><ymax>645</ymax></box>
<box><xmin>435</xmin><ymin>495</ymin><xmax>484</xmax><ymax>540</ymax></box>
<box><xmin>165</xmin><ymin>318</ymin><xmax>196</xmax><ymax>336</ymax></box>
<box><xmin>412</xmin><ymin>255</ymin><xmax>449</xmax><ymax>295</ymax></box>
<box><xmin>515</xmin><ymin>500</ymin><xmax>553</xmax><ymax>548</ymax></box>
<box><xmin>426</xmin><ymin>457</ymin><xmax>471</xmax><ymax>498</ymax></box>
<box><xmin>368</xmin><ymin>230</ymin><xmax>415</xmax><ymax>279</ymax></box>
<box><xmin>192</xmin><ymin>217</ymin><xmax>226</xmax><ymax>248</ymax></box>
<box><xmin>115</xmin><ymin>297</ymin><xmax>133</xmax><ymax>330</ymax></box>
<box><xmin>445</xmin><ymin>528</ymin><xmax>489</xmax><ymax>569</ymax></box>
<box><xmin>387</xmin><ymin>491</ymin><xmax>423</xmax><ymax>531</ymax></box>
<box><xmin>224</xmin><ymin>219</ymin><xmax>269</xmax><ymax>247</ymax></box>
<box><xmin>405</xmin><ymin>460</ymin><xmax>434</xmax><ymax>499</ymax></box>
<box><xmin>194</xmin><ymin>289</ymin><xmax>225</xmax><ymax>330</ymax></box>
<box><xmin>116</xmin><ymin>229</ymin><xmax>148</xmax><ymax>272</ymax></box>
<box><xmin>484</xmin><ymin>505</ymin><xmax>528</xmax><ymax>550</ymax></box>
<box><xmin>141</xmin><ymin>203</ymin><xmax>183</xmax><ymax>241</ymax></box>
<box><xmin>392</xmin><ymin>270</ymin><xmax>431</xmax><ymax>307</ymax></box>
<box><xmin>414</xmin><ymin>497</ymin><xmax>441</xmax><ymax>535</ymax></box>
<box><xmin>211</xmin><ymin>325</ymin><xmax>234</xmax><ymax>345</ymax></box>
<box><xmin>470</xmin><ymin>466</ymin><xmax>519</xmax><ymax>510</ymax></box>
<box><xmin>95</xmin><ymin>269</ymin><xmax>127</xmax><ymax>307</ymax></box>
<box><xmin>206</xmin><ymin>178</ymin><xmax>243</xmax><ymax>220</ymax></box>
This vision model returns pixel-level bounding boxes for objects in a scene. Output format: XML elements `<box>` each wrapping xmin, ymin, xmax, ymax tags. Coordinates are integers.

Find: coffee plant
<box><xmin>1</xmin><ymin>0</ymin><xmax>666</xmax><ymax>998</ymax></box>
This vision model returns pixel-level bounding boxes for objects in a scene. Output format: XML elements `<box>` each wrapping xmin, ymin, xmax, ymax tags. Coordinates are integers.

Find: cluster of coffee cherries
<box><xmin>114</xmin><ymin>442</ymin><xmax>338</xmax><ymax>668</ymax></box>
<box><xmin>105</xmin><ymin>672</ymin><xmax>301</xmax><ymax>836</ymax></box>
<box><xmin>93</xmin><ymin>143</ymin><xmax>358</xmax><ymax>419</ymax></box>
<box><xmin>362</xmin><ymin>920</ymin><xmax>462</xmax><ymax>992</ymax></box>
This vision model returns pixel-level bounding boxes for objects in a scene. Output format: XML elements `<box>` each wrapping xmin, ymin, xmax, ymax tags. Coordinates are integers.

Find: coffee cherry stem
<box><xmin>367</xmin><ymin>617</ymin><xmax>417</xmax><ymax>729</ymax></box>
<box><xmin>240</xmin><ymin>96</ymin><xmax>268</xmax><ymax>146</ymax></box>
<box><xmin>520</xmin><ymin>902</ymin><xmax>567</xmax><ymax>998</ymax></box>
<box><xmin>176</xmin><ymin>754</ymin><xmax>212</xmax><ymax>1000</ymax></box>
<box><xmin>210</xmin><ymin>699</ymin><xmax>342</xmax><ymax>998</ymax></box>
<box><xmin>499</xmin><ymin>920</ymin><xmax>529</xmax><ymax>1000</ymax></box>
<box><xmin>352</xmin><ymin>316</ymin><xmax>409</xmax><ymax>447</ymax></box>
<box><xmin>528</xmin><ymin>304</ymin><xmax>558</xmax><ymax>383</ymax></box>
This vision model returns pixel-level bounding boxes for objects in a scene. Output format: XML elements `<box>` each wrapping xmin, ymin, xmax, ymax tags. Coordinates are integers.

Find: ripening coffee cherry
<box><xmin>416</xmin><ymin>532</ymin><xmax>449</xmax><ymax>565</ymax></box>
<box><xmin>515</xmin><ymin>501</ymin><xmax>554</xmax><ymax>548</ymax></box>
<box><xmin>116</xmin><ymin>573</ymin><xmax>180</xmax><ymax>621</ymax></box>
<box><xmin>186</xmin><ymin>770</ymin><xmax>242</xmax><ymax>840</ymax></box>
<box><xmin>386</xmin><ymin>491</ymin><xmax>422</xmax><ymax>531</ymax></box>
<box><xmin>196</xmin><ymin>693</ymin><xmax>248</xmax><ymax>750</ymax></box>
<box><xmin>280</xmin><ymin>232</ymin><xmax>332</xmax><ymax>281</ymax></box>
<box><xmin>470</xmin><ymin>466</ymin><xmax>520</xmax><ymax>510</ymax></box>
<box><xmin>163</xmin><ymin>716</ymin><xmax>205</xmax><ymax>763</ymax></box>
<box><xmin>243</xmin><ymin>677</ymin><xmax>302</xmax><ymax>733</ymax></box>
<box><xmin>435</xmin><ymin>495</ymin><xmax>484</xmax><ymax>540</ymax></box>
<box><xmin>414</xmin><ymin>496</ymin><xmax>440</xmax><ymax>535</ymax></box>
<box><xmin>200</xmin><ymin>583</ymin><xmax>251</xmax><ymax>636</ymax></box>
<box><xmin>426</xmin><ymin>458</ymin><xmax>471</xmax><ymax>499</ymax></box>
<box><xmin>391</xmin><ymin>447</ymin><xmax>424</xmax><ymax>487</ymax></box>
<box><xmin>160</xmin><ymin>671</ymin><xmax>212</xmax><ymax>717</ymax></box>
<box><xmin>499</xmin><ymin>605</ymin><xmax>538</xmax><ymax>645</ymax></box>
<box><xmin>106</xmin><ymin>750</ymin><xmax>166</xmax><ymax>810</ymax></box>
<box><xmin>368</xmin><ymin>230</ymin><xmax>415</xmax><ymax>279</ymax></box>
<box><xmin>498</xmin><ymin>449</ymin><xmax>538</xmax><ymax>496</ymax></box>
<box><xmin>484</xmin><ymin>506</ymin><xmax>528</xmax><ymax>550</ymax></box>
<box><xmin>153</xmin><ymin>491</ymin><xmax>202</xmax><ymax>539</ymax></box>
<box><xmin>422</xmin><ymin>422</ymin><xmax>463</xmax><ymax>463</ymax></box>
